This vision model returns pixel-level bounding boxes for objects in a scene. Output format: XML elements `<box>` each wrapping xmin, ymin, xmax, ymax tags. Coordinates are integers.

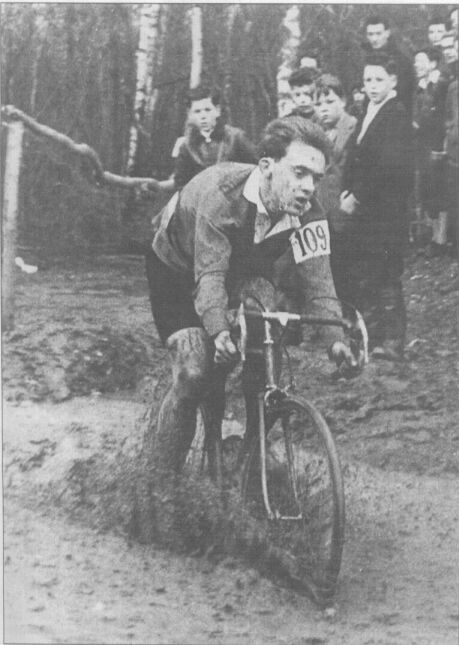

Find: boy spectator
<box><xmin>348</xmin><ymin>85</ymin><xmax>366</xmax><ymax>120</ymax></box>
<box><xmin>173</xmin><ymin>85</ymin><xmax>257</xmax><ymax>191</ymax></box>
<box><xmin>314</xmin><ymin>74</ymin><xmax>357</xmax><ymax>216</ymax></box>
<box><xmin>287</xmin><ymin>68</ymin><xmax>317</xmax><ymax>119</ymax></box>
<box><xmin>339</xmin><ymin>52</ymin><xmax>414</xmax><ymax>361</ymax></box>
<box><xmin>445</xmin><ymin>53</ymin><xmax>458</xmax><ymax>257</ymax></box>
<box><xmin>427</xmin><ymin>15</ymin><xmax>447</xmax><ymax>48</ymax></box>
<box><xmin>362</xmin><ymin>15</ymin><xmax>415</xmax><ymax>116</ymax></box>
<box><xmin>297</xmin><ymin>47</ymin><xmax>321</xmax><ymax>77</ymax></box>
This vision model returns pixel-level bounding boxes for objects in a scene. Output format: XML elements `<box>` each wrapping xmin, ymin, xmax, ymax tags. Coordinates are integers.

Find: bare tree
<box><xmin>277</xmin><ymin>5</ymin><xmax>301</xmax><ymax>117</ymax></box>
<box><xmin>127</xmin><ymin>3</ymin><xmax>161</xmax><ymax>172</ymax></box>
<box><xmin>189</xmin><ymin>5</ymin><xmax>203</xmax><ymax>89</ymax></box>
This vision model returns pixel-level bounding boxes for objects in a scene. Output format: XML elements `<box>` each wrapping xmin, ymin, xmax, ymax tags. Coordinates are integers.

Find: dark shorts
<box><xmin>145</xmin><ymin>248</ymin><xmax>201</xmax><ymax>344</ymax></box>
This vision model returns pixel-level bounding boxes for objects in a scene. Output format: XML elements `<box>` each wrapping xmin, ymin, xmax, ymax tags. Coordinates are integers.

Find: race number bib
<box><xmin>290</xmin><ymin>219</ymin><xmax>331</xmax><ymax>264</ymax></box>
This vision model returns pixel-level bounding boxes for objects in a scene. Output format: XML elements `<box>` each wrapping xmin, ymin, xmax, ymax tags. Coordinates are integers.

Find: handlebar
<box><xmin>236</xmin><ymin>303</ymin><xmax>369</xmax><ymax>365</ymax></box>
<box><xmin>242</xmin><ymin>308</ymin><xmax>351</xmax><ymax>329</ymax></box>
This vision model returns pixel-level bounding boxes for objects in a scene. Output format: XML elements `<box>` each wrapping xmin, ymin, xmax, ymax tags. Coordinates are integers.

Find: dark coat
<box><xmin>362</xmin><ymin>38</ymin><xmax>415</xmax><ymax>117</ymax></box>
<box><xmin>445</xmin><ymin>70</ymin><xmax>458</xmax><ymax>166</ymax></box>
<box><xmin>173</xmin><ymin>121</ymin><xmax>257</xmax><ymax>190</ymax></box>
<box><xmin>413</xmin><ymin>74</ymin><xmax>449</xmax><ymax>153</ymax></box>
<box><xmin>342</xmin><ymin>97</ymin><xmax>414</xmax><ymax>241</ymax></box>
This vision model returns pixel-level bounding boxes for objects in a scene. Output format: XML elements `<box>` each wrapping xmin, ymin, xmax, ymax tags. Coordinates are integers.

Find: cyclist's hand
<box><xmin>329</xmin><ymin>340</ymin><xmax>359</xmax><ymax>376</ymax></box>
<box><xmin>214</xmin><ymin>330</ymin><xmax>239</xmax><ymax>365</ymax></box>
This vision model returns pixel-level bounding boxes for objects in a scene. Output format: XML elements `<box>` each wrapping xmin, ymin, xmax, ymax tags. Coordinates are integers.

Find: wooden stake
<box><xmin>2</xmin><ymin>120</ymin><xmax>24</xmax><ymax>331</ymax></box>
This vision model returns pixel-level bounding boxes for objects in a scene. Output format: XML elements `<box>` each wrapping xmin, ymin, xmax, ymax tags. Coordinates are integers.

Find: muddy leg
<box><xmin>155</xmin><ymin>327</ymin><xmax>214</xmax><ymax>475</ymax></box>
<box><xmin>131</xmin><ymin>328</ymin><xmax>213</xmax><ymax>543</ymax></box>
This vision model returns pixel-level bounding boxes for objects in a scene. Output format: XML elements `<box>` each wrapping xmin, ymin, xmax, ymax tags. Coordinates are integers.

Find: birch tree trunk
<box><xmin>223</xmin><ymin>4</ymin><xmax>240</xmax><ymax>122</ymax></box>
<box><xmin>277</xmin><ymin>5</ymin><xmax>301</xmax><ymax>117</ymax></box>
<box><xmin>145</xmin><ymin>5</ymin><xmax>169</xmax><ymax>124</ymax></box>
<box><xmin>2</xmin><ymin>121</ymin><xmax>24</xmax><ymax>331</ymax></box>
<box><xmin>127</xmin><ymin>3</ymin><xmax>161</xmax><ymax>172</ymax></box>
<box><xmin>189</xmin><ymin>5</ymin><xmax>203</xmax><ymax>89</ymax></box>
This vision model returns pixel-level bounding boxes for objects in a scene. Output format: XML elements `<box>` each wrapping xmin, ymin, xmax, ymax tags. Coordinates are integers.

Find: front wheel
<box><xmin>241</xmin><ymin>394</ymin><xmax>345</xmax><ymax>603</ymax></box>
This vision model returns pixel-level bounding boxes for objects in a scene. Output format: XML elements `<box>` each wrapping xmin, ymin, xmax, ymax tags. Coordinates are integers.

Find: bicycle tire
<box><xmin>185</xmin><ymin>405</ymin><xmax>211</xmax><ymax>474</ymax></box>
<box><xmin>241</xmin><ymin>394</ymin><xmax>345</xmax><ymax>602</ymax></box>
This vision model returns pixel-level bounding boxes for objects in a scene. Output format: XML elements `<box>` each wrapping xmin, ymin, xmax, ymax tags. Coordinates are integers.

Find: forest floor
<box><xmin>2</xmin><ymin>250</ymin><xmax>459</xmax><ymax>644</ymax></box>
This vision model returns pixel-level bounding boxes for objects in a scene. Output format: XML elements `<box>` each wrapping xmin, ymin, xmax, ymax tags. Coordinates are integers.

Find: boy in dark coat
<box><xmin>173</xmin><ymin>86</ymin><xmax>257</xmax><ymax>190</ymax></box>
<box><xmin>337</xmin><ymin>52</ymin><xmax>414</xmax><ymax>360</ymax></box>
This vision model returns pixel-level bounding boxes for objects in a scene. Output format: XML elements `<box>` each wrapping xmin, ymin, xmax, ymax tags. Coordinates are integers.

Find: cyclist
<box><xmin>146</xmin><ymin>116</ymin><xmax>355</xmax><ymax>474</ymax></box>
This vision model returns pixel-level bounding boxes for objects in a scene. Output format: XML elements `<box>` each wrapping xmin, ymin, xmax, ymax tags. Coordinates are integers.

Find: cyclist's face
<box><xmin>187</xmin><ymin>97</ymin><xmax>220</xmax><ymax>135</ymax></box>
<box><xmin>261</xmin><ymin>141</ymin><xmax>325</xmax><ymax>218</ymax></box>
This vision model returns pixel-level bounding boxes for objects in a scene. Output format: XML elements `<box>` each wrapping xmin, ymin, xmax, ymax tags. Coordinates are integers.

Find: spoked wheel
<box><xmin>241</xmin><ymin>394</ymin><xmax>345</xmax><ymax>604</ymax></box>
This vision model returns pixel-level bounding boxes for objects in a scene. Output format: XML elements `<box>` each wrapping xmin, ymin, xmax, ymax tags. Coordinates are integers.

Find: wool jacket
<box><xmin>152</xmin><ymin>162</ymin><xmax>344</xmax><ymax>344</ymax></box>
<box><xmin>173</xmin><ymin>121</ymin><xmax>258</xmax><ymax>190</ymax></box>
<box><xmin>317</xmin><ymin>111</ymin><xmax>357</xmax><ymax>216</ymax></box>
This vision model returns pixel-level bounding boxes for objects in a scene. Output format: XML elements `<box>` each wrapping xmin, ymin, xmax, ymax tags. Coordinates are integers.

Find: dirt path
<box><xmin>4</xmin><ymin>397</ymin><xmax>458</xmax><ymax>645</ymax></box>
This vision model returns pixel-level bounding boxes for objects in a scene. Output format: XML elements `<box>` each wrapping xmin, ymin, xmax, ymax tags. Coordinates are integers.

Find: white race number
<box><xmin>290</xmin><ymin>219</ymin><xmax>331</xmax><ymax>264</ymax></box>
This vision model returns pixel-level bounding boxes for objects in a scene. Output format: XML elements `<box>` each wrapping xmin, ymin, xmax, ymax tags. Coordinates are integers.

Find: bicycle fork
<box><xmin>258</xmin><ymin>392</ymin><xmax>302</xmax><ymax>522</ymax></box>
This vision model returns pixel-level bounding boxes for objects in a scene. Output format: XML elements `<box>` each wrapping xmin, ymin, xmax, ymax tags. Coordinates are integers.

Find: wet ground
<box><xmin>3</xmin><ymin>251</ymin><xmax>459</xmax><ymax>644</ymax></box>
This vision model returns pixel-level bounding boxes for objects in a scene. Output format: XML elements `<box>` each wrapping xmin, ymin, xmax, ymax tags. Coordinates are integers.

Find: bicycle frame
<box><xmin>237</xmin><ymin>303</ymin><xmax>368</xmax><ymax>521</ymax></box>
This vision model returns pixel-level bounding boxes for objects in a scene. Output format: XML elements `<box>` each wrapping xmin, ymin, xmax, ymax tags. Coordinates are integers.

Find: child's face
<box><xmin>414</xmin><ymin>52</ymin><xmax>431</xmax><ymax>79</ymax></box>
<box><xmin>291</xmin><ymin>84</ymin><xmax>315</xmax><ymax>109</ymax></box>
<box><xmin>363</xmin><ymin>64</ymin><xmax>396</xmax><ymax>104</ymax></box>
<box><xmin>188</xmin><ymin>97</ymin><xmax>220</xmax><ymax>135</ymax></box>
<box><xmin>352</xmin><ymin>89</ymin><xmax>365</xmax><ymax>105</ymax></box>
<box><xmin>315</xmin><ymin>89</ymin><xmax>345</xmax><ymax>128</ymax></box>
<box><xmin>428</xmin><ymin>23</ymin><xmax>446</xmax><ymax>46</ymax></box>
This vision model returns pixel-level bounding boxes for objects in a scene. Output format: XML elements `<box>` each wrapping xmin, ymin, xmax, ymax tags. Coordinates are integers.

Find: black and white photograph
<box><xmin>1</xmin><ymin>2</ymin><xmax>458</xmax><ymax>643</ymax></box>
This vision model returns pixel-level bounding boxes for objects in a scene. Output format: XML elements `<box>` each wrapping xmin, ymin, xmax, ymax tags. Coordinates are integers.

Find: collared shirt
<box><xmin>242</xmin><ymin>167</ymin><xmax>302</xmax><ymax>244</ymax></box>
<box><xmin>357</xmin><ymin>90</ymin><xmax>397</xmax><ymax>144</ymax></box>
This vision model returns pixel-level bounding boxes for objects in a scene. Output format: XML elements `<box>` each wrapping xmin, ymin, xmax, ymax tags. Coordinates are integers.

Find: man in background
<box><xmin>413</xmin><ymin>47</ymin><xmax>450</xmax><ymax>256</ymax></box>
<box><xmin>427</xmin><ymin>15</ymin><xmax>447</xmax><ymax>48</ymax></box>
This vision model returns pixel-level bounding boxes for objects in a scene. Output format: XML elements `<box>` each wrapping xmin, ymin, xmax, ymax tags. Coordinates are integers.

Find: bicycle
<box><xmin>187</xmin><ymin>295</ymin><xmax>368</xmax><ymax>605</ymax></box>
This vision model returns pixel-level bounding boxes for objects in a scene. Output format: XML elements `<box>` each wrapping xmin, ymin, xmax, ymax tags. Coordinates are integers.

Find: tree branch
<box><xmin>1</xmin><ymin>105</ymin><xmax>161</xmax><ymax>191</ymax></box>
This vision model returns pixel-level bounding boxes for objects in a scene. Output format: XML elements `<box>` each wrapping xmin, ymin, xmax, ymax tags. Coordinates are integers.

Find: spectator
<box><xmin>348</xmin><ymin>85</ymin><xmax>366</xmax><ymax>120</ymax></box>
<box><xmin>440</xmin><ymin>31</ymin><xmax>458</xmax><ymax>72</ymax></box>
<box><xmin>287</xmin><ymin>68</ymin><xmax>317</xmax><ymax>119</ymax></box>
<box><xmin>296</xmin><ymin>47</ymin><xmax>321</xmax><ymax>77</ymax></box>
<box><xmin>362</xmin><ymin>14</ymin><xmax>415</xmax><ymax>116</ymax></box>
<box><xmin>173</xmin><ymin>85</ymin><xmax>257</xmax><ymax>191</ymax></box>
<box><xmin>339</xmin><ymin>52</ymin><xmax>414</xmax><ymax>361</ymax></box>
<box><xmin>444</xmin><ymin>50</ymin><xmax>458</xmax><ymax>258</ymax></box>
<box><xmin>449</xmin><ymin>8</ymin><xmax>458</xmax><ymax>38</ymax></box>
<box><xmin>413</xmin><ymin>47</ymin><xmax>450</xmax><ymax>256</ymax></box>
<box><xmin>427</xmin><ymin>15</ymin><xmax>447</xmax><ymax>48</ymax></box>
<box><xmin>314</xmin><ymin>74</ymin><xmax>357</xmax><ymax>216</ymax></box>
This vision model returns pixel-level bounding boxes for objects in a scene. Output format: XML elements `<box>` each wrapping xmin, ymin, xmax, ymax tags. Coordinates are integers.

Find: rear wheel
<box><xmin>241</xmin><ymin>394</ymin><xmax>345</xmax><ymax>602</ymax></box>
